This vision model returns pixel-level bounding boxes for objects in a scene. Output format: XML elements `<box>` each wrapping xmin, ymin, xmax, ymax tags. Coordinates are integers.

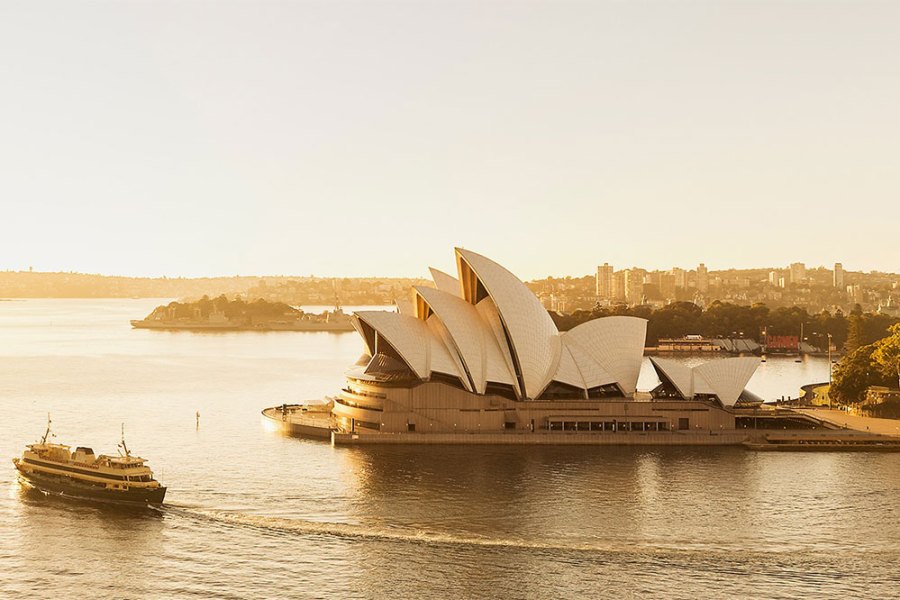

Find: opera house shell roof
<box><xmin>649</xmin><ymin>356</ymin><xmax>761</xmax><ymax>406</ymax></box>
<box><xmin>350</xmin><ymin>248</ymin><xmax>651</xmax><ymax>401</ymax></box>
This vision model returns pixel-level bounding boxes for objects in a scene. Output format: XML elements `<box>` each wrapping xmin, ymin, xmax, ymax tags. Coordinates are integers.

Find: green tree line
<box><xmin>151</xmin><ymin>295</ymin><xmax>299</xmax><ymax>321</ymax></box>
<box><xmin>550</xmin><ymin>301</ymin><xmax>898</xmax><ymax>350</ymax></box>
<box><xmin>831</xmin><ymin>323</ymin><xmax>900</xmax><ymax>403</ymax></box>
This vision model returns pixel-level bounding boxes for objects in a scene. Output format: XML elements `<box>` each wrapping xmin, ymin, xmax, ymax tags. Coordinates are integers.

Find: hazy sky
<box><xmin>2</xmin><ymin>1</ymin><xmax>899</xmax><ymax>279</ymax></box>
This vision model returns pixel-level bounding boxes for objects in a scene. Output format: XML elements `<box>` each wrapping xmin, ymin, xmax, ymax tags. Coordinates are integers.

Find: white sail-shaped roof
<box><xmin>650</xmin><ymin>356</ymin><xmax>760</xmax><ymax>406</ymax></box>
<box><xmin>693</xmin><ymin>357</ymin><xmax>760</xmax><ymax>406</ymax></box>
<box><xmin>425</xmin><ymin>315</ymin><xmax>473</xmax><ymax>391</ymax></box>
<box><xmin>415</xmin><ymin>286</ymin><xmax>492</xmax><ymax>392</ymax></box>
<box><xmin>415</xmin><ymin>286</ymin><xmax>486</xmax><ymax>394</ymax></box>
<box><xmin>558</xmin><ymin>337</ymin><xmax>617</xmax><ymax>390</ymax></box>
<box><xmin>649</xmin><ymin>357</ymin><xmax>694</xmax><ymax>398</ymax></box>
<box><xmin>551</xmin><ymin>343</ymin><xmax>589</xmax><ymax>391</ymax></box>
<box><xmin>456</xmin><ymin>248</ymin><xmax>560</xmax><ymax>399</ymax></box>
<box><xmin>353</xmin><ymin>311</ymin><xmax>430</xmax><ymax>377</ymax></box>
<box><xmin>475</xmin><ymin>298</ymin><xmax>519</xmax><ymax>390</ymax></box>
<box><xmin>353</xmin><ymin>311</ymin><xmax>464</xmax><ymax>383</ymax></box>
<box><xmin>429</xmin><ymin>267</ymin><xmax>462</xmax><ymax>297</ymax></box>
<box><xmin>563</xmin><ymin>316</ymin><xmax>647</xmax><ymax>396</ymax></box>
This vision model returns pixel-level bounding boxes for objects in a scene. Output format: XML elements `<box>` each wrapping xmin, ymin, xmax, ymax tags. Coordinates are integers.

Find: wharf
<box><xmin>793</xmin><ymin>408</ymin><xmax>900</xmax><ymax>437</ymax></box>
<box><xmin>744</xmin><ymin>430</ymin><xmax>900</xmax><ymax>451</ymax></box>
<box><xmin>262</xmin><ymin>405</ymin><xmax>334</xmax><ymax>439</ymax></box>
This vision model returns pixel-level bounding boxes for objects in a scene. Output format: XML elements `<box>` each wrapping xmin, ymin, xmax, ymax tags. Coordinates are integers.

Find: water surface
<box><xmin>1</xmin><ymin>300</ymin><xmax>896</xmax><ymax>599</ymax></box>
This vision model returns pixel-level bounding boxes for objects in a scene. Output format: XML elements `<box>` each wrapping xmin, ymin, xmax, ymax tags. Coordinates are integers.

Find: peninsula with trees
<box><xmin>131</xmin><ymin>295</ymin><xmax>354</xmax><ymax>332</ymax></box>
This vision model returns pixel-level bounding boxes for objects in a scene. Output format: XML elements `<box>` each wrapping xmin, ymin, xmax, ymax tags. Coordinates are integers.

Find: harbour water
<box><xmin>1</xmin><ymin>299</ymin><xmax>898</xmax><ymax>599</ymax></box>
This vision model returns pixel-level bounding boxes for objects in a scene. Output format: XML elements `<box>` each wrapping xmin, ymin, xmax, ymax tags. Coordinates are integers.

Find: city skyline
<box><xmin>3</xmin><ymin>2</ymin><xmax>900</xmax><ymax>279</ymax></box>
<box><xmin>3</xmin><ymin>257</ymin><xmax>899</xmax><ymax>280</ymax></box>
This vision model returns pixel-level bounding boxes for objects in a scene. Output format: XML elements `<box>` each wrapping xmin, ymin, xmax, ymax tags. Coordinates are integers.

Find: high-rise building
<box><xmin>595</xmin><ymin>263</ymin><xmax>614</xmax><ymax>299</ymax></box>
<box><xmin>671</xmin><ymin>267</ymin><xmax>686</xmax><ymax>289</ymax></box>
<box><xmin>658</xmin><ymin>272</ymin><xmax>676</xmax><ymax>299</ymax></box>
<box><xmin>768</xmin><ymin>271</ymin><xmax>780</xmax><ymax>286</ymax></box>
<box><xmin>789</xmin><ymin>262</ymin><xmax>806</xmax><ymax>284</ymax></box>
<box><xmin>697</xmin><ymin>263</ymin><xmax>709</xmax><ymax>294</ymax></box>
<box><xmin>611</xmin><ymin>271</ymin><xmax>627</xmax><ymax>303</ymax></box>
<box><xmin>624</xmin><ymin>268</ymin><xmax>647</xmax><ymax>305</ymax></box>
<box><xmin>833</xmin><ymin>263</ymin><xmax>844</xmax><ymax>288</ymax></box>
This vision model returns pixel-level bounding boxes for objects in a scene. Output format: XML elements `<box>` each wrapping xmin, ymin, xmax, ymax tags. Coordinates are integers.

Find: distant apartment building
<box><xmin>595</xmin><ymin>263</ymin><xmax>613</xmax><ymax>299</ymax></box>
<box><xmin>833</xmin><ymin>262</ymin><xmax>844</xmax><ymax>288</ymax></box>
<box><xmin>611</xmin><ymin>270</ymin><xmax>627</xmax><ymax>303</ymax></box>
<box><xmin>697</xmin><ymin>263</ymin><xmax>709</xmax><ymax>294</ymax></box>
<box><xmin>657</xmin><ymin>271</ymin><xmax>676</xmax><ymax>299</ymax></box>
<box><xmin>789</xmin><ymin>262</ymin><xmax>806</xmax><ymax>284</ymax></box>
<box><xmin>671</xmin><ymin>267</ymin><xmax>687</xmax><ymax>289</ymax></box>
<box><xmin>768</xmin><ymin>271</ymin><xmax>780</xmax><ymax>286</ymax></box>
<box><xmin>847</xmin><ymin>284</ymin><xmax>864</xmax><ymax>304</ymax></box>
<box><xmin>623</xmin><ymin>268</ymin><xmax>646</xmax><ymax>305</ymax></box>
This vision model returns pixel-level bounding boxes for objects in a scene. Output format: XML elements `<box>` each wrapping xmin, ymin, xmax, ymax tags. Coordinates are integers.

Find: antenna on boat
<box><xmin>40</xmin><ymin>413</ymin><xmax>52</xmax><ymax>444</ymax></box>
<box><xmin>118</xmin><ymin>423</ymin><xmax>131</xmax><ymax>457</ymax></box>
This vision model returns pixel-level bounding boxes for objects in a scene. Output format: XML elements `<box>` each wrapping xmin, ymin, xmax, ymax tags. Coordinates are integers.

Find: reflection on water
<box><xmin>1</xmin><ymin>300</ymin><xmax>898</xmax><ymax>599</ymax></box>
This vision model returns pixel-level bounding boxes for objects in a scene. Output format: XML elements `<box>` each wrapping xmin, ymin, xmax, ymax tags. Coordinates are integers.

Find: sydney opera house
<box><xmin>280</xmin><ymin>248</ymin><xmax>762</xmax><ymax>445</ymax></box>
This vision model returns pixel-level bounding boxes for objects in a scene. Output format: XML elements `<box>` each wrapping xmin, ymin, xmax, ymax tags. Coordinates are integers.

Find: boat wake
<box><xmin>161</xmin><ymin>504</ymin><xmax>891</xmax><ymax>564</ymax></box>
<box><xmin>163</xmin><ymin>503</ymin><xmax>625</xmax><ymax>554</ymax></box>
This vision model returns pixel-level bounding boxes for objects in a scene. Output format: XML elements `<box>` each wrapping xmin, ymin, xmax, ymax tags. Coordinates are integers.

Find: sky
<box><xmin>1</xmin><ymin>1</ymin><xmax>899</xmax><ymax>279</ymax></box>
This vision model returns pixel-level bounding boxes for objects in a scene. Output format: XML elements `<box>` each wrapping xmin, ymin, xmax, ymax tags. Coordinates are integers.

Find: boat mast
<box><xmin>40</xmin><ymin>413</ymin><xmax>51</xmax><ymax>444</ymax></box>
<box><xmin>119</xmin><ymin>423</ymin><xmax>131</xmax><ymax>457</ymax></box>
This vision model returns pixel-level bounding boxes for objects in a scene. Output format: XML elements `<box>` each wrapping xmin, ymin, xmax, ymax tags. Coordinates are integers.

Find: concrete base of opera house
<box><xmin>330</xmin><ymin>430</ymin><xmax>750</xmax><ymax>446</ymax></box>
<box><xmin>264</xmin><ymin>405</ymin><xmax>900</xmax><ymax>449</ymax></box>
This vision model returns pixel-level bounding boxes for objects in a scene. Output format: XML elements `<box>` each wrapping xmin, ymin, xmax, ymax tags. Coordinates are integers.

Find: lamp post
<box><xmin>828</xmin><ymin>333</ymin><xmax>833</xmax><ymax>409</ymax></box>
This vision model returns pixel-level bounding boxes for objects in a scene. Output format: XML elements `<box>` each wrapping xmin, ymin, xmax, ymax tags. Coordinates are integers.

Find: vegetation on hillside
<box><xmin>831</xmin><ymin>323</ymin><xmax>900</xmax><ymax>403</ymax></box>
<box><xmin>550</xmin><ymin>301</ymin><xmax>899</xmax><ymax>348</ymax></box>
<box><xmin>147</xmin><ymin>295</ymin><xmax>299</xmax><ymax>321</ymax></box>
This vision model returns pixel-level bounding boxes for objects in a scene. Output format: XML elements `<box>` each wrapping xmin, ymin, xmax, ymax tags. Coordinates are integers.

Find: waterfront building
<box><xmin>656</xmin><ymin>336</ymin><xmax>721</xmax><ymax>353</ymax></box>
<box><xmin>595</xmin><ymin>263</ymin><xmax>613</xmax><ymax>299</ymax></box>
<box><xmin>311</xmin><ymin>249</ymin><xmax>762</xmax><ymax>442</ymax></box>
<box><xmin>833</xmin><ymin>262</ymin><xmax>844</xmax><ymax>288</ymax></box>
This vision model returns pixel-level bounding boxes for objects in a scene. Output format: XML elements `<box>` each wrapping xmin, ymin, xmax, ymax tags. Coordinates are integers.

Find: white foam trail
<box><xmin>164</xmin><ymin>504</ymin><xmax>862</xmax><ymax>560</ymax></box>
<box><xmin>163</xmin><ymin>504</ymin><xmax>615</xmax><ymax>553</ymax></box>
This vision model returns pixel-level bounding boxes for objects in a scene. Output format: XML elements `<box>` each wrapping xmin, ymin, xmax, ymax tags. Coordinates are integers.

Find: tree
<box><xmin>197</xmin><ymin>295</ymin><xmax>213</xmax><ymax>318</ymax></box>
<box><xmin>832</xmin><ymin>322</ymin><xmax>900</xmax><ymax>403</ymax></box>
<box><xmin>830</xmin><ymin>344</ymin><xmax>886</xmax><ymax>403</ymax></box>
<box><xmin>871</xmin><ymin>323</ymin><xmax>900</xmax><ymax>389</ymax></box>
<box><xmin>846</xmin><ymin>312</ymin><xmax>863</xmax><ymax>353</ymax></box>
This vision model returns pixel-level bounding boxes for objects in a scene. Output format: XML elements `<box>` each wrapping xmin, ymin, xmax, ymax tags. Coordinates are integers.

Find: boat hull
<box><xmin>16</xmin><ymin>465</ymin><xmax>167</xmax><ymax>505</ymax></box>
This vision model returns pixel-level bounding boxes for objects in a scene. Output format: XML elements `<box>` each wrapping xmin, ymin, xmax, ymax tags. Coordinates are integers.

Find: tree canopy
<box><xmin>549</xmin><ymin>301</ymin><xmax>897</xmax><ymax>349</ymax></box>
<box><xmin>831</xmin><ymin>323</ymin><xmax>900</xmax><ymax>403</ymax></box>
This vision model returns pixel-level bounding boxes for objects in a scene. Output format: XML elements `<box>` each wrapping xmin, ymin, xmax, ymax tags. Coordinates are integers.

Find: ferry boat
<box><xmin>12</xmin><ymin>418</ymin><xmax>167</xmax><ymax>506</ymax></box>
